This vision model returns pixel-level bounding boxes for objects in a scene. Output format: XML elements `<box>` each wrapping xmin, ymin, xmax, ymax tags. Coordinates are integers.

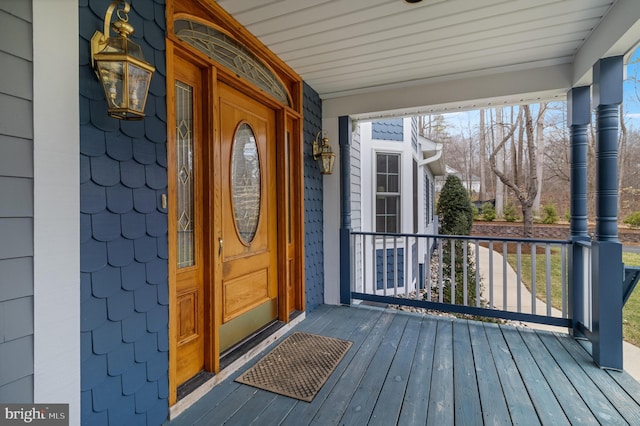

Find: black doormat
<box><xmin>236</xmin><ymin>332</ymin><xmax>352</xmax><ymax>402</ymax></box>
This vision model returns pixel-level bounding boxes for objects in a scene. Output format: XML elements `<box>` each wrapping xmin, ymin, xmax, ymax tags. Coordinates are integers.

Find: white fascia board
<box><xmin>322</xmin><ymin>64</ymin><xmax>570</xmax><ymax>120</ymax></box>
<box><xmin>573</xmin><ymin>0</ymin><xmax>640</xmax><ymax>87</ymax></box>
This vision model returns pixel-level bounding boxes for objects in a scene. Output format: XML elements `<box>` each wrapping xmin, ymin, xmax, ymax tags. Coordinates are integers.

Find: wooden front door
<box><xmin>169</xmin><ymin>53</ymin><xmax>281</xmax><ymax>399</ymax></box>
<box><xmin>217</xmin><ymin>82</ymin><xmax>278</xmax><ymax>353</ymax></box>
<box><xmin>167</xmin><ymin>4</ymin><xmax>306</xmax><ymax>403</ymax></box>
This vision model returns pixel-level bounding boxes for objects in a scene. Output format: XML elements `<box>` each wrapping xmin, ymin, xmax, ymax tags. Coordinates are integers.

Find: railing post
<box><xmin>567</xmin><ymin>86</ymin><xmax>590</xmax><ymax>336</ymax></box>
<box><xmin>592</xmin><ymin>56</ymin><xmax>624</xmax><ymax>370</ymax></box>
<box><xmin>339</xmin><ymin>116</ymin><xmax>353</xmax><ymax>305</ymax></box>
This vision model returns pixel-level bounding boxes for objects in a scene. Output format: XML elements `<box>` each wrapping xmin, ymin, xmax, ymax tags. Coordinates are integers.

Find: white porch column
<box><xmin>32</xmin><ymin>0</ymin><xmax>80</xmax><ymax>423</ymax></box>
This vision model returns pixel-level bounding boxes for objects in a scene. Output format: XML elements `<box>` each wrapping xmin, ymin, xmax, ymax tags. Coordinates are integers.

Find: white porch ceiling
<box><xmin>216</xmin><ymin>0</ymin><xmax>640</xmax><ymax>118</ymax></box>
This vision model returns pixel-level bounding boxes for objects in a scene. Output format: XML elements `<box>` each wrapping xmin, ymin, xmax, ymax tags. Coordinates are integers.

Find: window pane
<box><xmin>387</xmin><ymin>216</ymin><xmax>397</xmax><ymax>233</ymax></box>
<box><xmin>376</xmin><ymin>174</ymin><xmax>386</xmax><ymax>192</ymax></box>
<box><xmin>176</xmin><ymin>81</ymin><xmax>195</xmax><ymax>268</ymax></box>
<box><xmin>387</xmin><ymin>197</ymin><xmax>397</xmax><ymax>215</ymax></box>
<box><xmin>388</xmin><ymin>155</ymin><xmax>399</xmax><ymax>173</ymax></box>
<box><xmin>388</xmin><ymin>175</ymin><xmax>399</xmax><ymax>193</ymax></box>
<box><xmin>231</xmin><ymin>123</ymin><xmax>261</xmax><ymax>243</ymax></box>
<box><xmin>377</xmin><ymin>154</ymin><xmax>387</xmax><ymax>173</ymax></box>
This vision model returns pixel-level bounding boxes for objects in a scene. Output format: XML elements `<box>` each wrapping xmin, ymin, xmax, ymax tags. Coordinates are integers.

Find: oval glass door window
<box><xmin>231</xmin><ymin>123</ymin><xmax>261</xmax><ymax>244</ymax></box>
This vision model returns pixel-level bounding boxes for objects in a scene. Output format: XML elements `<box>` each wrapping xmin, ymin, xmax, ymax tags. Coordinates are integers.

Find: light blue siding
<box><xmin>0</xmin><ymin>177</ymin><xmax>33</xmax><ymax>217</ymax></box>
<box><xmin>0</xmin><ymin>2</ymin><xmax>33</xmax><ymax>403</ymax></box>
<box><xmin>0</xmin><ymin>136</ymin><xmax>33</xmax><ymax>178</ymax></box>
<box><xmin>0</xmin><ymin>258</ymin><xmax>33</xmax><ymax>302</ymax></box>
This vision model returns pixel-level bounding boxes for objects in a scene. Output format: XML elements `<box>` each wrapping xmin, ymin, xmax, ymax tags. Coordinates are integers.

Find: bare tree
<box><xmin>533</xmin><ymin>103</ymin><xmax>548</xmax><ymax>213</ymax></box>
<box><xmin>489</xmin><ymin>105</ymin><xmax>540</xmax><ymax>237</ymax></box>
<box><xmin>618</xmin><ymin>103</ymin><xmax>628</xmax><ymax>214</ymax></box>
<box><xmin>479</xmin><ymin>109</ymin><xmax>487</xmax><ymax>201</ymax></box>
<box><xmin>494</xmin><ymin>107</ymin><xmax>505</xmax><ymax>216</ymax></box>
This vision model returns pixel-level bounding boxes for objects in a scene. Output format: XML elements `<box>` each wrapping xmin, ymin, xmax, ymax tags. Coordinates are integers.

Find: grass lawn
<box><xmin>507</xmin><ymin>250</ymin><xmax>640</xmax><ymax>347</ymax></box>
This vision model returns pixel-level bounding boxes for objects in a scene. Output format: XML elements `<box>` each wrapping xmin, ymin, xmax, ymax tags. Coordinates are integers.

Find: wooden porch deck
<box><xmin>167</xmin><ymin>305</ymin><xmax>640</xmax><ymax>425</ymax></box>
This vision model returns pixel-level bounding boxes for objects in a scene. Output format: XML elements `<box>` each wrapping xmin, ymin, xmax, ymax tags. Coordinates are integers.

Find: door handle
<box><xmin>218</xmin><ymin>238</ymin><xmax>223</xmax><ymax>256</ymax></box>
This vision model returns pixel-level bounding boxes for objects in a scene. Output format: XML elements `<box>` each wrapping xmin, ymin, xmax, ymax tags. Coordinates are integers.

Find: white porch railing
<box><xmin>349</xmin><ymin>231</ymin><xmax>573</xmax><ymax>327</ymax></box>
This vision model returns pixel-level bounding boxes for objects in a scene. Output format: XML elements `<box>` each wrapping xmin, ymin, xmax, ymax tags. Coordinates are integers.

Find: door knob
<box><xmin>218</xmin><ymin>238</ymin><xmax>223</xmax><ymax>256</ymax></box>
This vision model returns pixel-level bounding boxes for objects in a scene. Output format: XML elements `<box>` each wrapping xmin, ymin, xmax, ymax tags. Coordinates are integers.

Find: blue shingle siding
<box><xmin>303</xmin><ymin>82</ymin><xmax>324</xmax><ymax>311</ymax></box>
<box><xmin>372</xmin><ymin>118</ymin><xmax>404</xmax><ymax>141</ymax></box>
<box><xmin>79</xmin><ymin>1</ymin><xmax>168</xmax><ymax>425</ymax></box>
<box><xmin>376</xmin><ymin>248</ymin><xmax>405</xmax><ymax>289</ymax></box>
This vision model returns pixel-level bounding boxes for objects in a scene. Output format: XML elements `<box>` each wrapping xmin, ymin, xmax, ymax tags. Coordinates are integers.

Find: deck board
<box><xmin>537</xmin><ymin>332</ymin><xmax>628</xmax><ymax>425</ymax></box>
<box><xmin>278</xmin><ymin>307</ymin><xmax>385</xmax><ymax>425</ymax></box>
<box><xmin>467</xmin><ymin>321</ymin><xmax>511</xmax><ymax>425</ymax></box>
<box><xmin>396</xmin><ymin>316</ymin><xmax>437</xmax><ymax>425</ymax></box>
<box><xmin>368</xmin><ymin>315</ymin><xmax>421</xmax><ymax>425</ymax></box>
<box><xmin>452</xmin><ymin>320</ymin><xmax>482</xmax><ymax>425</ymax></box>
<box><xmin>554</xmin><ymin>331</ymin><xmax>640</xmax><ymax>424</ymax></box>
<box><xmin>340</xmin><ymin>314</ymin><xmax>409</xmax><ymax>425</ymax></box>
<box><xmin>427</xmin><ymin>319</ymin><xmax>454</xmax><ymax>425</ymax></box>
<box><xmin>501</xmin><ymin>326</ymin><xmax>570</xmax><ymax>424</ymax></box>
<box><xmin>168</xmin><ymin>305</ymin><xmax>640</xmax><ymax>426</ymax></box>
<box><xmin>518</xmin><ymin>328</ymin><xmax>599</xmax><ymax>425</ymax></box>
<box><xmin>308</xmin><ymin>311</ymin><xmax>395</xmax><ymax>425</ymax></box>
<box><xmin>483</xmin><ymin>322</ymin><xmax>540</xmax><ymax>425</ymax></box>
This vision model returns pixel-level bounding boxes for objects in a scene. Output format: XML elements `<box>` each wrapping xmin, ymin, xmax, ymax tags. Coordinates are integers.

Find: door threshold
<box><xmin>220</xmin><ymin>311</ymin><xmax>303</xmax><ymax>370</ymax></box>
<box><xmin>169</xmin><ymin>311</ymin><xmax>306</xmax><ymax>420</ymax></box>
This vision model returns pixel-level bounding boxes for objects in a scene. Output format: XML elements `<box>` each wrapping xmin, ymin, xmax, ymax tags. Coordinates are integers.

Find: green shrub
<box><xmin>542</xmin><ymin>204</ymin><xmax>559</xmax><ymax>224</ymax></box>
<box><xmin>503</xmin><ymin>203</ymin><xmax>519</xmax><ymax>222</ymax></box>
<box><xmin>481</xmin><ymin>202</ymin><xmax>496</xmax><ymax>221</ymax></box>
<box><xmin>471</xmin><ymin>203</ymin><xmax>479</xmax><ymax>219</ymax></box>
<box><xmin>433</xmin><ymin>175</ymin><xmax>480</xmax><ymax>305</ymax></box>
<box><xmin>437</xmin><ymin>175</ymin><xmax>474</xmax><ymax>235</ymax></box>
<box><xmin>624</xmin><ymin>212</ymin><xmax>640</xmax><ymax>228</ymax></box>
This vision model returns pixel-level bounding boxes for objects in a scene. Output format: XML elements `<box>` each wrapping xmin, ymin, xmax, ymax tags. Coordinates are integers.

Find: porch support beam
<box><xmin>592</xmin><ymin>56</ymin><xmax>624</xmax><ymax>370</ymax></box>
<box><xmin>567</xmin><ymin>86</ymin><xmax>590</xmax><ymax>335</ymax></box>
<box><xmin>339</xmin><ymin>115</ymin><xmax>352</xmax><ymax>305</ymax></box>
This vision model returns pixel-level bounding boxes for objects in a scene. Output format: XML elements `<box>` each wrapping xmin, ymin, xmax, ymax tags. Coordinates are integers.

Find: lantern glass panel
<box><xmin>127</xmin><ymin>64</ymin><xmax>152</xmax><ymax>113</ymax></box>
<box><xmin>97</xmin><ymin>61</ymin><xmax>124</xmax><ymax>109</ymax></box>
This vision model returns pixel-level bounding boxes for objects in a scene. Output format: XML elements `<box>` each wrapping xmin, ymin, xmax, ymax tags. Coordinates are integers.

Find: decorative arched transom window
<box><xmin>175</xmin><ymin>19</ymin><xmax>291</xmax><ymax>106</ymax></box>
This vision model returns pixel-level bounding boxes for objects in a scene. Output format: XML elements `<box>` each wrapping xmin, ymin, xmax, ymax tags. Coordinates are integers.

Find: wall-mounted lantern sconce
<box><xmin>312</xmin><ymin>131</ymin><xmax>336</xmax><ymax>175</ymax></box>
<box><xmin>91</xmin><ymin>0</ymin><xmax>155</xmax><ymax>120</ymax></box>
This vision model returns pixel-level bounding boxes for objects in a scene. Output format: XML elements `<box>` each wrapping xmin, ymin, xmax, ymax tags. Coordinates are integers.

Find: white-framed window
<box><xmin>375</xmin><ymin>152</ymin><xmax>401</xmax><ymax>233</ymax></box>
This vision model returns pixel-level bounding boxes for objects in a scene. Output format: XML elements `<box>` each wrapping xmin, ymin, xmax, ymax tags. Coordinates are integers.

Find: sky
<box><xmin>442</xmin><ymin>46</ymin><xmax>640</xmax><ymax>132</ymax></box>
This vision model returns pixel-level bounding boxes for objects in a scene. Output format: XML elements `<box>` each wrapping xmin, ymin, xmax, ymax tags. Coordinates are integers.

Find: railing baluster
<box><xmin>531</xmin><ymin>243</ymin><xmax>537</xmax><ymax>315</ymax></box>
<box><xmin>393</xmin><ymin>237</ymin><xmax>398</xmax><ymax>297</ymax></box>
<box><xmin>503</xmin><ymin>242</ymin><xmax>508</xmax><ymax>312</ymax></box>
<box><xmin>463</xmin><ymin>240</ymin><xmax>468</xmax><ymax>306</ymax></box>
<box><xmin>405</xmin><ymin>235</ymin><xmax>410</xmax><ymax>298</ymax></box>
<box><xmin>545</xmin><ymin>244</ymin><xmax>552</xmax><ymax>317</ymax></box>
<box><xmin>561</xmin><ymin>244</ymin><xmax>567</xmax><ymax>318</ymax></box>
<box><xmin>517</xmin><ymin>242</ymin><xmax>522</xmax><ymax>313</ymax></box>
<box><xmin>438</xmin><ymin>239</ymin><xmax>444</xmax><ymax>303</ymax></box>
<box><xmin>451</xmin><ymin>239</ymin><xmax>456</xmax><ymax>304</ymax></box>
<box><xmin>426</xmin><ymin>238</ymin><xmax>431</xmax><ymax>302</ymax></box>
<box><xmin>383</xmin><ymin>236</ymin><xmax>388</xmax><ymax>297</ymax></box>
<box><xmin>363</xmin><ymin>234</ymin><xmax>367</xmax><ymax>294</ymax></box>
<box><xmin>489</xmin><ymin>241</ymin><xmax>494</xmax><ymax>308</ymax></box>
<box><xmin>475</xmin><ymin>239</ymin><xmax>480</xmax><ymax>307</ymax></box>
<box><xmin>373</xmin><ymin>235</ymin><xmax>379</xmax><ymax>295</ymax></box>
